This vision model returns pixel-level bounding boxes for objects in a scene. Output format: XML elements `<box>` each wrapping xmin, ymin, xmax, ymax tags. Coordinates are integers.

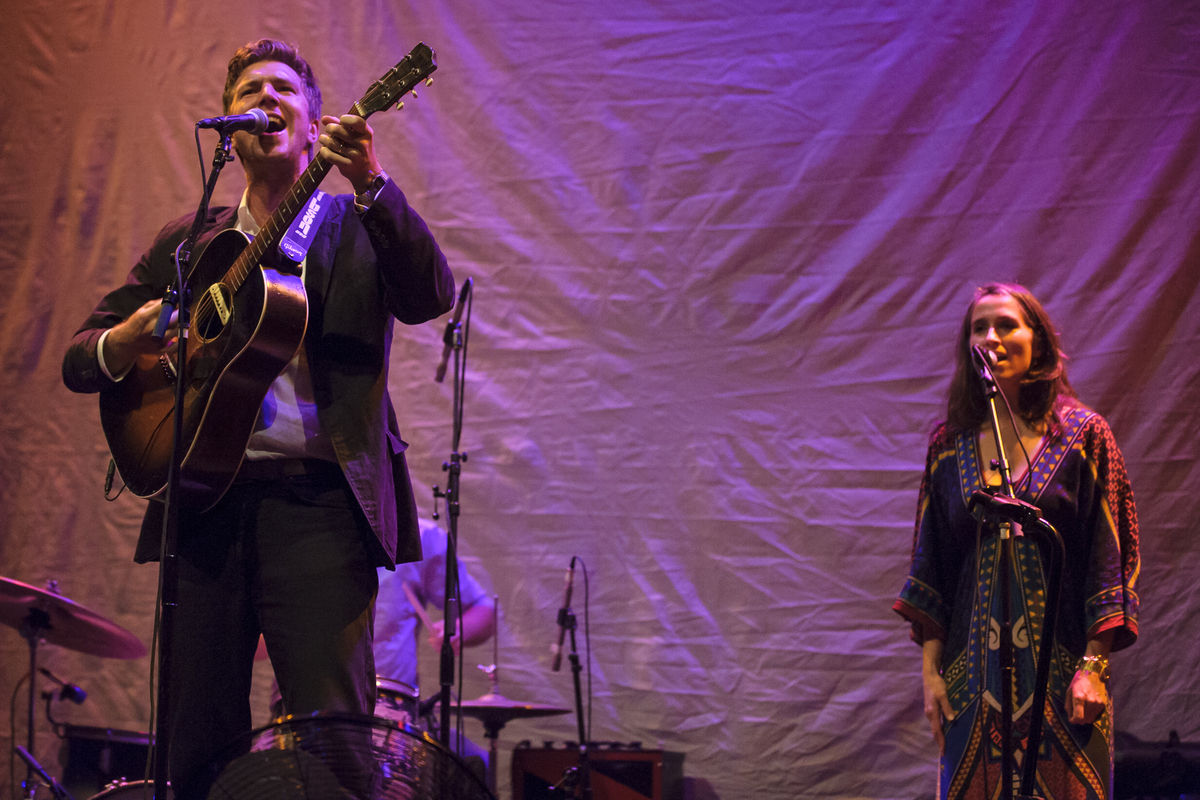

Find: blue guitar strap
<box><xmin>279</xmin><ymin>190</ymin><xmax>331</xmax><ymax>264</ymax></box>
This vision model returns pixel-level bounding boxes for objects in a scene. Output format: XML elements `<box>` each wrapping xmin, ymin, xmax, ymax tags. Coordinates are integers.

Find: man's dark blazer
<box><xmin>62</xmin><ymin>181</ymin><xmax>454</xmax><ymax>569</ymax></box>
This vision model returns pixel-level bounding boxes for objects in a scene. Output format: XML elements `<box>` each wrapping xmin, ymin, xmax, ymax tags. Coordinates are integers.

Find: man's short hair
<box><xmin>222</xmin><ymin>39</ymin><xmax>322</xmax><ymax>122</ymax></box>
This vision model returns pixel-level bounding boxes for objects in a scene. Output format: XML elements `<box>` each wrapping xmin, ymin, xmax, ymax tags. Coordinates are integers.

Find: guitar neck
<box><xmin>223</xmin><ymin>150</ymin><xmax>336</xmax><ymax>292</ymax></box>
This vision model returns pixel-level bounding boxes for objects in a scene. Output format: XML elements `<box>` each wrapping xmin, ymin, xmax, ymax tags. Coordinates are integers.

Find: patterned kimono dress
<box><xmin>894</xmin><ymin>402</ymin><xmax>1139</xmax><ymax>800</ymax></box>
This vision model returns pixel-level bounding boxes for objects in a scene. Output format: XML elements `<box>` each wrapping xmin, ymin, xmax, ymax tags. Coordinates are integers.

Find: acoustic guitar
<box><xmin>99</xmin><ymin>43</ymin><xmax>437</xmax><ymax>511</ymax></box>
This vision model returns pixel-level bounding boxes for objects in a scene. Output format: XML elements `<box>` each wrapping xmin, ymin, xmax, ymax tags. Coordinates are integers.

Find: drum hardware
<box><xmin>271</xmin><ymin>675</ymin><xmax>420</xmax><ymax>726</ymax></box>
<box><xmin>40</xmin><ymin>668</ymin><xmax>88</xmax><ymax>705</ymax></box>
<box><xmin>59</xmin><ymin>726</ymin><xmax>153</xmax><ymax>798</ymax></box>
<box><xmin>14</xmin><ymin>745</ymin><xmax>74</xmax><ymax>800</ymax></box>
<box><xmin>86</xmin><ymin>780</ymin><xmax>172</xmax><ymax>799</ymax></box>
<box><xmin>382</xmin><ymin>594</ymin><xmax>570</xmax><ymax>795</ymax></box>
<box><xmin>461</xmin><ymin>597</ymin><xmax>571</xmax><ymax>795</ymax></box>
<box><xmin>375</xmin><ymin>676</ymin><xmax>420</xmax><ymax>726</ymax></box>
<box><xmin>1</xmin><ymin>575</ymin><xmax>147</xmax><ymax>799</ymax></box>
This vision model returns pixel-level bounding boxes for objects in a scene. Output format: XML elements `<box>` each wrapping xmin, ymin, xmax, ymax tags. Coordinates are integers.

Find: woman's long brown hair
<box><xmin>945</xmin><ymin>283</ymin><xmax>1080</xmax><ymax>434</ymax></box>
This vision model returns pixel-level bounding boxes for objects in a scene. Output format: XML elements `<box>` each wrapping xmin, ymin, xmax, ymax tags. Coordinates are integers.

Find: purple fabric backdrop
<box><xmin>1</xmin><ymin>0</ymin><xmax>1197</xmax><ymax>797</ymax></box>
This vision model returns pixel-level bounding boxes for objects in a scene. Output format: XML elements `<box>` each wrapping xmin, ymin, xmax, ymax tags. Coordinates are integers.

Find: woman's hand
<box><xmin>1067</xmin><ymin>669</ymin><xmax>1107</xmax><ymax>724</ymax></box>
<box><xmin>923</xmin><ymin>670</ymin><xmax>955</xmax><ymax>754</ymax></box>
<box><xmin>1068</xmin><ymin>631</ymin><xmax>1114</xmax><ymax>725</ymax></box>
<box><xmin>922</xmin><ymin>638</ymin><xmax>954</xmax><ymax>754</ymax></box>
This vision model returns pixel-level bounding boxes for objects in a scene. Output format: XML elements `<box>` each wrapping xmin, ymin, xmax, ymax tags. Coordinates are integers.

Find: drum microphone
<box><xmin>39</xmin><ymin>667</ymin><xmax>87</xmax><ymax>704</ymax></box>
<box><xmin>435</xmin><ymin>277</ymin><xmax>474</xmax><ymax>383</ymax></box>
<box><xmin>551</xmin><ymin>556</ymin><xmax>576</xmax><ymax>672</ymax></box>
<box><xmin>197</xmin><ymin>108</ymin><xmax>271</xmax><ymax>134</ymax></box>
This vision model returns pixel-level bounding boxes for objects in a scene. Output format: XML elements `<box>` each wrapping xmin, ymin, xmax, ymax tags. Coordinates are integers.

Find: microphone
<box><xmin>435</xmin><ymin>278</ymin><xmax>474</xmax><ymax>383</ymax></box>
<box><xmin>197</xmin><ymin>108</ymin><xmax>270</xmax><ymax>134</ymax></box>
<box><xmin>971</xmin><ymin>344</ymin><xmax>996</xmax><ymax>377</ymax></box>
<box><xmin>551</xmin><ymin>556</ymin><xmax>576</xmax><ymax>672</ymax></box>
<box><xmin>39</xmin><ymin>668</ymin><xmax>87</xmax><ymax>704</ymax></box>
<box><xmin>971</xmin><ymin>345</ymin><xmax>999</xmax><ymax>397</ymax></box>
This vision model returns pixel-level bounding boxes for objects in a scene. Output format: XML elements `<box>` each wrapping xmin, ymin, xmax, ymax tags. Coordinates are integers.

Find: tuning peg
<box><xmin>411</xmin><ymin>89</ymin><xmax>418</xmax><ymax>98</ymax></box>
<box><xmin>425</xmin><ymin>77</ymin><xmax>433</xmax><ymax>87</ymax></box>
<box><xmin>396</xmin><ymin>101</ymin><xmax>405</xmax><ymax>110</ymax></box>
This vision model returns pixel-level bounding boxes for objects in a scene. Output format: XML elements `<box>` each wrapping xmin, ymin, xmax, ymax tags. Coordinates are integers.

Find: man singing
<box><xmin>62</xmin><ymin>38</ymin><xmax>454</xmax><ymax>799</ymax></box>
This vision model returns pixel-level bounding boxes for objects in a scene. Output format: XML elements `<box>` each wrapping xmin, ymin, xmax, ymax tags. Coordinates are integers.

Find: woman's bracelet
<box><xmin>1077</xmin><ymin>654</ymin><xmax>1110</xmax><ymax>683</ymax></box>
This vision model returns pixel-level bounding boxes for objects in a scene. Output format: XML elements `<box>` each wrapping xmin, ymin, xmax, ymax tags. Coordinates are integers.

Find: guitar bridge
<box><xmin>158</xmin><ymin>354</ymin><xmax>177</xmax><ymax>381</ymax></box>
<box><xmin>207</xmin><ymin>282</ymin><xmax>233</xmax><ymax>325</ymax></box>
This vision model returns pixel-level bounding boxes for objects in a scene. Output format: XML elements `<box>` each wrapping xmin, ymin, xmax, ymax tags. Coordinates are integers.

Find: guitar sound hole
<box><xmin>195</xmin><ymin>310</ymin><xmax>225</xmax><ymax>341</ymax></box>
<box><xmin>192</xmin><ymin>289</ymin><xmax>232</xmax><ymax>343</ymax></box>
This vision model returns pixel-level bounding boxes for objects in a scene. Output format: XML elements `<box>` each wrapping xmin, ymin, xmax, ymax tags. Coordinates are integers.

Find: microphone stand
<box><xmin>15</xmin><ymin>746</ymin><xmax>74</xmax><ymax>800</ymax></box>
<box><xmin>432</xmin><ymin>278</ymin><xmax>473</xmax><ymax>751</ymax></box>
<box><xmin>149</xmin><ymin>131</ymin><xmax>236</xmax><ymax>800</ymax></box>
<box><xmin>556</xmin><ymin>602</ymin><xmax>592</xmax><ymax>800</ymax></box>
<box><xmin>967</xmin><ymin>350</ymin><xmax>1064</xmax><ymax>800</ymax></box>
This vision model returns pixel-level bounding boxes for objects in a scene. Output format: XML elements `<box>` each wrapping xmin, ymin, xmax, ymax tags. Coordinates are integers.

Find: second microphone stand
<box><xmin>553</xmin><ymin>597</ymin><xmax>592</xmax><ymax>800</ymax></box>
<box><xmin>967</xmin><ymin>349</ymin><xmax>1064</xmax><ymax>800</ymax></box>
<box><xmin>432</xmin><ymin>278</ymin><xmax>473</xmax><ymax>751</ymax></box>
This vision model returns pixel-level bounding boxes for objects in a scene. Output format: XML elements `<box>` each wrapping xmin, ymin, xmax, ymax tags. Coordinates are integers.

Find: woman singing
<box><xmin>893</xmin><ymin>283</ymin><xmax>1140</xmax><ymax>799</ymax></box>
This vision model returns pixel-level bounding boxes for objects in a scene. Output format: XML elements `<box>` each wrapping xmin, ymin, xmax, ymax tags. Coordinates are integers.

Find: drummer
<box><xmin>374</xmin><ymin>517</ymin><xmax>495</xmax><ymax>755</ymax></box>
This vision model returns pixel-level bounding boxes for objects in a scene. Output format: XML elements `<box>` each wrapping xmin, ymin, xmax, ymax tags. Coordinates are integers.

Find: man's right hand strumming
<box><xmin>102</xmin><ymin>298</ymin><xmax>179</xmax><ymax>377</ymax></box>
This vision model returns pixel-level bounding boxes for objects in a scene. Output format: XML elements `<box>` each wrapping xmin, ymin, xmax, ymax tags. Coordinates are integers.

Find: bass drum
<box><xmin>88</xmin><ymin>780</ymin><xmax>173</xmax><ymax>799</ymax></box>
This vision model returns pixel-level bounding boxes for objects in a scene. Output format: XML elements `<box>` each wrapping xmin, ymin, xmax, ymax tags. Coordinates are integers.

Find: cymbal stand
<box><xmin>475</xmin><ymin>595</ymin><xmax>502</xmax><ymax>795</ymax></box>
<box><xmin>14</xmin><ymin>589</ymin><xmax>77</xmax><ymax>800</ymax></box>
<box><xmin>17</xmin><ymin>606</ymin><xmax>50</xmax><ymax>799</ymax></box>
<box><xmin>967</xmin><ymin>348</ymin><xmax>1064</xmax><ymax>800</ymax></box>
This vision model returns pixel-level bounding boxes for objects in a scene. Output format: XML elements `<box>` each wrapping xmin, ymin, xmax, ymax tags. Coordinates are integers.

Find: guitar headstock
<box><xmin>353</xmin><ymin>42</ymin><xmax>437</xmax><ymax>119</ymax></box>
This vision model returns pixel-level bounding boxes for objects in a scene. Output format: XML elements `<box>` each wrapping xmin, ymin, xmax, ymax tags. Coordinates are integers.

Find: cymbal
<box><xmin>457</xmin><ymin>692</ymin><xmax>570</xmax><ymax>724</ymax></box>
<box><xmin>0</xmin><ymin>576</ymin><xmax>147</xmax><ymax>659</ymax></box>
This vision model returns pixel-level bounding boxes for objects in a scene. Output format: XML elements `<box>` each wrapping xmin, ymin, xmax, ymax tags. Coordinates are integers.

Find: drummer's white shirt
<box><xmin>375</xmin><ymin>519</ymin><xmax>490</xmax><ymax>693</ymax></box>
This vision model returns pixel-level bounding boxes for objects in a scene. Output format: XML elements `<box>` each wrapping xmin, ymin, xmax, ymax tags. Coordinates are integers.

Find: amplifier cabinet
<box><xmin>512</xmin><ymin>745</ymin><xmax>684</xmax><ymax>800</ymax></box>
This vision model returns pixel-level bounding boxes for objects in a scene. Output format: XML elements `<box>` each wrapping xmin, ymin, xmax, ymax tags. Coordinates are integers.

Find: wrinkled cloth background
<box><xmin>1</xmin><ymin>1</ymin><xmax>1197</xmax><ymax>798</ymax></box>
